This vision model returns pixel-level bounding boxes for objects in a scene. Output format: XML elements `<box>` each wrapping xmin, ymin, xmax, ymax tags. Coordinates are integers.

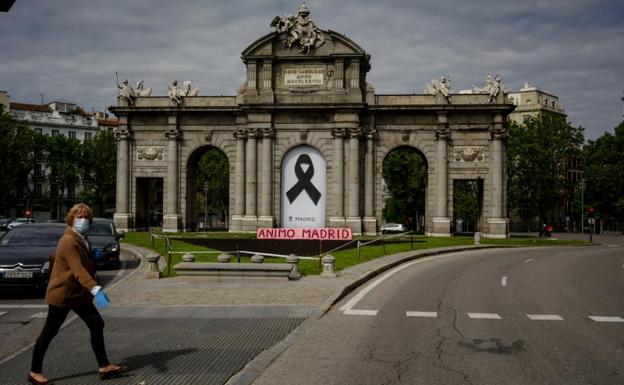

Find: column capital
<box><xmin>435</xmin><ymin>127</ymin><xmax>451</xmax><ymax>141</ymax></box>
<box><xmin>114</xmin><ymin>128</ymin><xmax>131</xmax><ymax>141</ymax></box>
<box><xmin>347</xmin><ymin>127</ymin><xmax>363</xmax><ymax>139</ymax></box>
<box><xmin>490</xmin><ymin>127</ymin><xmax>507</xmax><ymax>140</ymax></box>
<box><xmin>233</xmin><ymin>128</ymin><xmax>247</xmax><ymax>140</ymax></box>
<box><xmin>365</xmin><ymin>128</ymin><xmax>378</xmax><ymax>140</ymax></box>
<box><xmin>261</xmin><ymin>127</ymin><xmax>274</xmax><ymax>139</ymax></box>
<box><xmin>165</xmin><ymin>129</ymin><xmax>181</xmax><ymax>140</ymax></box>
<box><xmin>331</xmin><ymin>128</ymin><xmax>346</xmax><ymax>139</ymax></box>
<box><xmin>246</xmin><ymin>128</ymin><xmax>260</xmax><ymax>139</ymax></box>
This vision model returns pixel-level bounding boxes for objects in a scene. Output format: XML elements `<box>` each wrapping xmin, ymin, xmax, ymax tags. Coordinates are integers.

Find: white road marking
<box><xmin>0</xmin><ymin>311</ymin><xmax>7</xmax><ymax>317</ymax></box>
<box><xmin>0</xmin><ymin>305</ymin><xmax>47</xmax><ymax>309</ymax></box>
<box><xmin>468</xmin><ymin>313</ymin><xmax>501</xmax><ymax>320</ymax></box>
<box><xmin>588</xmin><ymin>316</ymin><xmax>624</xmax><ymax>323</ymax></box>
<box><xmin>339</xmin><ymin>252</ymin><xmax>466</xmax><ymax>314</ymax></box>
<box><xmin>343</xmin><ymin>309</ymin><xmax>378</xmax><ymax>316</ymax></box>
<box><xmin>501</xmin><ymin>276</ymin><xmax>508</xmax><ymax>286</ymax></box>
<box><xmin>406</xmin><ymin>311</ymin><xmax>438</xmax><ymax>318</ymax></box>
<box><xmin>524</xmin><ymin>258</ymin><xmax>535</xmax><ymax>263</ymax></box>
<box><xmin>30</xmin><ymin>312</ymin><xmax>47</xmax><ymax>319</ymax></box>
<box><xmin>527</xmin><ymin>314</ymin><xmax>564</xmax><ymax>321</ymax></box>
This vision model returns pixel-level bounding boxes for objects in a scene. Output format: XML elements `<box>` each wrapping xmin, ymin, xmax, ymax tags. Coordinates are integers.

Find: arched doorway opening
<box><xmin>185</xmin><ymin>146</ymin><xmax>229</xmax><ymax>231</ymax></box>
<box><xmin>381</xmin><ymin>146</ymin><xmax>428</xmax><ymax>233</ymax></box>
<box><xmin>452</xmin><ymin>179</ymin><xmax>483</xmax><ymax>234</ymax></box>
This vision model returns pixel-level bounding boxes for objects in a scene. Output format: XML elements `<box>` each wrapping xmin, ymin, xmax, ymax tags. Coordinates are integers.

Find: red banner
<box><xmin>257</xmin><ymin>228</ymin><xmax>352</xmax><ymax>240</ymax></box>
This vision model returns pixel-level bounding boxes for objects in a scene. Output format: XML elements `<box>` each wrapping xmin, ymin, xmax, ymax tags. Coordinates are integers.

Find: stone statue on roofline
<box><xmin>136</xmin><ymin>81</ymin><xmax>152</xmax><ymax>97</ymax></box>
<box><xmin>181</xmin><ymin>80</ymin><xmax>199</xmax><ymax>97</ymax></box>
<box><xmin>270</xmin><ymin>2</ymin><xmax>325</xmax><ymax>54</ymax></box>
<box><xmin>424</xmin><ymin>75</ymin><xmax>452</xmax><ymax>102</ymax></box>
<box><xmin>168</xmin><ymin>80</ymin><xmax>182</xmax><ymax>105</ymax></box>
<box><xmin>116</xmin><ymin>74</ymin><xmax>136</xmax><ymax>105</ymax></box>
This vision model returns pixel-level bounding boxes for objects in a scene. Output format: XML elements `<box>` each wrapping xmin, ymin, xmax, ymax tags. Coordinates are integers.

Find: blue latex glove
<box><xmin>94</xmin><ymin>290</ymin><xmax>110</xmax><ymax>309</ymax></box>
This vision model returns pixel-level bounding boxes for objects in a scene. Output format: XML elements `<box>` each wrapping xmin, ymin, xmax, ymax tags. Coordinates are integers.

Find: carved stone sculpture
<box><xmin>136</xmin><ymin>81</ymin><xmax>152</xmax><ymax>97</ymax></box>
<box><xmin>454</xmin><ymin>146</ymin><xmax>485</xmax><ymax>162</ymax></box>
<box><xmin>117</xmin><ymin>79</ymin><xmax>136</xmax><ymax>105</ymax></box>
<box><xmin>424</xmin><ymin>75</ymin><xmax>452</xmax><ymax>102</ymax></box>
<box><xmin>137</xmin><ymin>146</ymin><xmax>164</xmax><ymax>161</ymax></box>
<box><xmin>182</xmin><ymin>80</ymin><xmax>199</xmax><ymax>97</ymax></box>
<box><xmin>167</xmin><ymin>80</ymin><xmax>182</xmax><ymax>104</ymax></box>
<box><xmin>271</xmin><ymin>3</ymin><xmax>325</xmax><ymax>54</ymax></box>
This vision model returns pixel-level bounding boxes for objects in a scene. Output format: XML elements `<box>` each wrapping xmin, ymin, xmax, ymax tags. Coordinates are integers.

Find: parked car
<box><xmin>0</xmin><ymin>223</ymin><xmax>66</xmax><ymax>290</ymax></box>
<box><xmin>7</xmin><ymin>217</ymin><xmax>35</xmax><ymax>230</ymax></box>
<box><xmin>381</xmin><ymin>223</ymin><xmax>406</xmax><ymax>233</ymax></box>
<box><xmin>87</xmin><ymin>218</ymin><xmax>124</xmax><ymax>269</ymax></box>
<box><xmin>0</xmin><ymin>216</ymin><xmax>11</xmax><ymax>231</ymax></box>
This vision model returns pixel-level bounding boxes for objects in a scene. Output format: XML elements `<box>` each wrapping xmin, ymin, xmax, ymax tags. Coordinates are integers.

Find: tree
<box><xmin>583</xmin><ymin>121</ymin><xmax>624</xmax><ymax>224</ymax></box>
<box><xmin>453</xmin><ymin>180</ymin><xmax>480</xmax><ymax>232</ymax></box>
<box><xmin>0</xmin><ymin>113</ymin><xmax>33</xmax><ymax>214</ymax></box>
<box><xmin>196</xmin><ymin>148</ymin><xmax>229</xmax><ymax>228</ymax></box>
<box><xmin>45</xmin><ymin>134</ymin><xmax>82</xmax><ymax>218</ymax></box>
<box><xmin>382</xmin><ymin>147</ymin><xmax>427</xmax><ymax>231</ymax></box>
<box><xmin>80</xmin><ymin>130</ymin><xmax>117</xmax><ymax>217</ymax></box>
<box><xmin>507</xmin><ymin>112</ymin><xmax>584</xmax><ymax>224</ymax></box>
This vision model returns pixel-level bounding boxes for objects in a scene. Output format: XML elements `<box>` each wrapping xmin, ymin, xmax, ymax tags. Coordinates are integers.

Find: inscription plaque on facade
<box><xmin>284</xmin><ymin>67</ymin><xmax>324</xmax><ymax>86</ymax></box>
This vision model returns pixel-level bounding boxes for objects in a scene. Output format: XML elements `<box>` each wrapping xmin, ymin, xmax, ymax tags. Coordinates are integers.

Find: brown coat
<box><xmin>45</xmin><ymin>227</ymin><xmax>98</xmax><ymax>307</ymax></box>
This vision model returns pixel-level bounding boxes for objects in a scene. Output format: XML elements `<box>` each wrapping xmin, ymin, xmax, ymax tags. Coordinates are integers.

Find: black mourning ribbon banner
<box><xmin>286</xmin><ymin>154</ymin><xmax>322</xmax><ymax>205</ymax></box>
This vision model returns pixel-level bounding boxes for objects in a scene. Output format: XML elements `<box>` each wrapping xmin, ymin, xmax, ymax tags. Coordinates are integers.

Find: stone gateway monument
<box><xmin>110</xmin><ymin>4</ymin><xmax>513</xmax><ymax>238</ymax></box>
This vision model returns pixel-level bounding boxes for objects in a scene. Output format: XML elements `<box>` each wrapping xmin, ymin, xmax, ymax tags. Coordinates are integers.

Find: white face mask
<box><xmin>73</xmin><ymin>218</ymin><xmax>90</xmax><ymax>234</ymax></box>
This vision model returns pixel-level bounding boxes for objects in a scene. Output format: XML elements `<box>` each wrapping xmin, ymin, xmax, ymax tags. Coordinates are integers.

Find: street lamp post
<box><xmin>580</xmin><ymin>179</ymin><xmax>585</xmax><ymax>234</ymax></box>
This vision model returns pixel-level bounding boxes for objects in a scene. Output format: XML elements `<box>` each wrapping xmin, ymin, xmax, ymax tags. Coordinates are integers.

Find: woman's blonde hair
<box><xmin>65</xmin><ymin>203</ymin><xmax>93</xmax><ymax>226</ymax></box>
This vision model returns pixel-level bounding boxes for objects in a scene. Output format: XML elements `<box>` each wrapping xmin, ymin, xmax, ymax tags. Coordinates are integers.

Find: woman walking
<box><xmin>28</xmin><ymin>203</ymin><xmax>125</xmax><ymax>385</ymax></box>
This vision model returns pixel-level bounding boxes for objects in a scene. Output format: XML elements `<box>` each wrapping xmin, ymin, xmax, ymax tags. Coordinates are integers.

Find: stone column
<box><xmin>246</xmin><ymin>60</ymin><xmax>257</xmax><ymax>92</ymax></box>
<box><xmin>163</xmin><ymin>126</ymin><xmax>181</xmax><ymax>232</ymax></box>
<box><xmin>363</xmin><ymin>128</ymin><xmax>377</xmax><ymax>235</ymax></box>
<box><xmin>113</xmin><ymin>124</ymin><xmax>133</xmax><ymax>231</ymax></box>
<box><xmin>431</xmin><ymin>112</ymin><xmax>451</xmax><ymax>237</ymax></box>
<box><xmin>346</xmin><ymin>127</ymin><xmax>362</xmax><ymax>234</ymax></box>
<box><xmin>258</xmin><ymin>127</ymin><xmax>274</xmax><ymax>227</ymax></box>
<box><xmin>243</xmin><ymin>128</ymin><xmax>258</xmax><ymax>230</ymax></box>
<box><xmin>487</xmin><ymin>113</ymin><xmax>509</xmax><ymax>238</ymax></box>
<box><xmin>230</xmin><ymin>129</ymin><xmax>246</xmax><ymax>231</ymax></box>
<box><xmin>329</xmin><ymin>128</ymin><xmax>346</xmax><ymax>228</ymax></box>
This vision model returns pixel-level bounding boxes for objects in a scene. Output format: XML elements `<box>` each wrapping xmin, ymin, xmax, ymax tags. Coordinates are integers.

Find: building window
<box><xmin>85</xmin><ymin>132</ymin><xmax>92</xmax><ymax>141</ymax></box>
<box><xmin>35</xmin><ymin>128</ymin><xmax>43</xmax><ymax>135</ymax></box>
<box><xmin>68</xmin><ymin>186</ymin><xmax>75</xmax><ymax>199</ymax></box>
<box><xmin>35</xmin><ymin>183</ymin><xmax>42</xmax><ymax>198</ymax></box>
<box><xmin>523</xmin><ymin>115</ymin><xmax>531</xmax><ymax>123</ymax></box>
<box><xmin>525</xmin><ymin>99</ymin><xmax>531</xmax><ymax>105</ymax></box>
<box><xmin>68</xmin><ymin>131</ymin><xmax>76</xmax><ymax>139</ymax></box>
<box><xmin>51</xmin><ymin>130</ymin><xmax>60</xmax><ymax>136</ymax></box>
<box><xmin>35</xmin><ymin>163</ymin><xmax>43</xmax><ymax>177</ymax></box>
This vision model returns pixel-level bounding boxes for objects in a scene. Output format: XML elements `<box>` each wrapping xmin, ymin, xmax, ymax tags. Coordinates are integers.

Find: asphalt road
<box><xmin>0</xmin><ymin>250</ymin><xmax>138</xmax><ymax>361</ymax></box>
<box><xmin>254</xmin><ymin>244</ymin><xmax>624</xmax><ymax>385</ymax></box>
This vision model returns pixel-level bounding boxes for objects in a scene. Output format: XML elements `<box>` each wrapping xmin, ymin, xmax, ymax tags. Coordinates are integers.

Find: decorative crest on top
<box><xmin>270</xmin><ymin>2</ymin><xmax>326</xmax><ymax>54</ymax></box>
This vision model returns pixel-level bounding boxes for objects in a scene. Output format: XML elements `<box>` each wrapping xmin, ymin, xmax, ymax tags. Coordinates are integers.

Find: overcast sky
<box><xmin>1</xmin><ymin>0</ymin><xmax>622</xmax><ymax>139</ymax></box>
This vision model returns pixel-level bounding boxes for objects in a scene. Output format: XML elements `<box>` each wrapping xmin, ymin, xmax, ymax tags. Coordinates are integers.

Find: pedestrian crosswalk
<box><xmin>341</xmin><ymin>309</ymin><xmax>624</xmax><ymax>323</ymax></box>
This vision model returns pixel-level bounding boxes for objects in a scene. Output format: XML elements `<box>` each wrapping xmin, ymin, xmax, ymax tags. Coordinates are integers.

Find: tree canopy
<box><xmin>196</xmin><ymin>148</ymin><xmax>229</xmax><ymax>226</ymax></box>
<box><xmin>80</xmin><ymin>130</ymin><xmax>117</xmax><ymax>216</ymax></box>
<box><xmin>507</xmin><ymin>112</ymin><xmax>584</xmax><ymax>222</ymax></box>
<box><xmin>0</xmin><ymin>113</ymin><xmax>33</xmax><ymax>213</ymax></box>
<box><xmin>583</xmin><ymin>121</ymin><xmax>624</xmax><ymax>219</ymax></box>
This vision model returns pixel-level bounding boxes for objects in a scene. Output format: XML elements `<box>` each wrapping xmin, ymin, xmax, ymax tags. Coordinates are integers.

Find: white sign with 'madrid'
<box><xmin>284</xmin><ymin>67</ymin><xmax>324</xmax><ymax>87</ymax></box>
<box><xmin>281</xmin><ymin>145</ymin><xmax>326</xmax><ymax>228</ymax></box>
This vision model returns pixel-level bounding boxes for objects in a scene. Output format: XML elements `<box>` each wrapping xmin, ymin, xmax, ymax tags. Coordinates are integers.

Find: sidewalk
<box><xmin>0</xmin><ymin>243</ymin><xmax>502</xmax><ymax>385</ymax></box>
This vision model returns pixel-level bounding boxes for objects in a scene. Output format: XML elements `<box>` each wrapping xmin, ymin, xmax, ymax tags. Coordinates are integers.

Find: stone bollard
<box><xmin>182</xmin><ymin>253</ymin><xmax>196</xmax><ymax>263</ymax></box>
<box><xmin>251</xmin><ymin>254</ymin><xmax>264</xmax><ymax>263</ymax></box>
<box><xmin>146</xmin><ymin>253</ymin><xmax>161</xmax><ymax>279</ymax></box>
<box><xmin>474</xmin><ymin>232</ymin><xmax>481</xmax><ymax>245</ymax></box>
<box><xmin>321</xmin><ymin>254</ymin><xmax>337</xmax><ymax>277</ymax></box>
<box><xmin>286</xmin><ymin>254</ymin><xmax>302</xmax><ymax>280</ymax></box>
<box><xmin>217</xmin><ymin>253</ymin><xmax>232</xmax><ymax>263</ymax></box>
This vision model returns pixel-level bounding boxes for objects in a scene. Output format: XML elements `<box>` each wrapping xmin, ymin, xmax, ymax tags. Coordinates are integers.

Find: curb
<box><xmin>224</xmin><ymin>244</ymin><xmax>507</xmax><ymax>385</ymax></box>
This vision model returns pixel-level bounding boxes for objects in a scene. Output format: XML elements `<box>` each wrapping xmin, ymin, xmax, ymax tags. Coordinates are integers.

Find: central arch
<box><xmin>185</xmin><ymin>145</ymin><xmax>230</xmax><ymax>231</ymax></box>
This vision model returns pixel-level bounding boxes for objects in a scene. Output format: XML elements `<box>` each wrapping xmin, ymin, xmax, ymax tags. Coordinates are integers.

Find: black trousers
<box><xmin>31</xmin><ymin>303</ymin><xmax>110</xmax><ymax>373</ymax></box>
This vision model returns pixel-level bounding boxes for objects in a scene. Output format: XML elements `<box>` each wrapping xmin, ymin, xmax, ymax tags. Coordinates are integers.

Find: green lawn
<box><xmin>122</xmin><ymin>232</ymin><xmax>588</xmax><ymax>277</ymax></box>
